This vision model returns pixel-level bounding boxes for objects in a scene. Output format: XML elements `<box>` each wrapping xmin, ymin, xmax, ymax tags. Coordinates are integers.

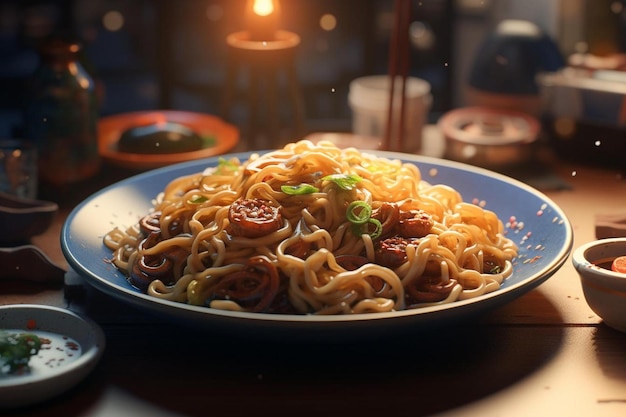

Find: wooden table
<box><xmin>2</xmin><ymin>131</ymin><xmax>626</xmax><ymax>417</ymax></box>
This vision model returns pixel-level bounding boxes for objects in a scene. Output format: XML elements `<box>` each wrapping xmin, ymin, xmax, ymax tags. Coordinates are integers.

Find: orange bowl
<box><xmin>98</xmin><ymin>110</ymin><xmax>239</xmax><ymax>170</ymax></box>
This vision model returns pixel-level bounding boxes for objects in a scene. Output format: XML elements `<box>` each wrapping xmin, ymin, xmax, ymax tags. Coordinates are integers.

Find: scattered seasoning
<box><xmin>66</xmin><ymin>341</ymin><xmax>79</xmax><ymax>351</ymax></box>
<box><xmin>508</xmin><ymin>216</ymin><xmax>517</xmax><ymax>227</ymax></box>
<box><xmin>26</xmin><ymin>319</ymin><xmax>37</xmax><ymax>330</ymax></box>
<box><xmin>471</xmin><ymin>198</ymin><xmax>487</xmax><ymax>207</ymax></box>
<box><xmin>523</xmin><ymin>255</ymin><xmax>542</xmax><ymax>264</ymax></box>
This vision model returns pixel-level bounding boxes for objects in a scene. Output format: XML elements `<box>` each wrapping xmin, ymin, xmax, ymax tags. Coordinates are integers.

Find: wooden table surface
<box><xmin>2</xmin><ymin>131</ymin><xmax>626</xmax><ymax>417</ymax></box>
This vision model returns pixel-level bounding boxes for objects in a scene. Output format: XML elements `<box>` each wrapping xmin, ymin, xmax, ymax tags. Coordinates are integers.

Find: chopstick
<box><xmin>384</xmin><ymin>0</ymin><xmax>412</xmax><ymax>151</ymax></box>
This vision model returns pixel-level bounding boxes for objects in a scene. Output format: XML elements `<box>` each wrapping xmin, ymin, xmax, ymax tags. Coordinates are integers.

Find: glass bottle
<box><xmin>24</xmin><ymin>38</ymin><xmax>100</xmax><ymax>186</ymax></box>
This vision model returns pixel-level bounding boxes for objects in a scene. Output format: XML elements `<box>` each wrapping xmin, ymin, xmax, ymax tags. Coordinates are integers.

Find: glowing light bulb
<box><xmin>245</xmin><ymin>0</ymin><xmax>281</xmax><ymax>41</ymax></box>
<box><xmin>253</xmin><ymin>0</ymin><xmax>274</xmax><ymax>16</ymax></box>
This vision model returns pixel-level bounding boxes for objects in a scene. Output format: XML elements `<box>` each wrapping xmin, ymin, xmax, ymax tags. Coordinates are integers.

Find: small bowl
<box><xmin>0</xmin><ymin>192</ymin><xmax>58</xmax><ymax>244</ymax></box>
<box><xmin>438</xmin><ymin>106</ymin><xmax>540</xmax><ymax>170</ymax></box>
<box><xmin>572</xmin><ymin>238</ymin><xmax>626</xmax><ymax>332</ymax></box>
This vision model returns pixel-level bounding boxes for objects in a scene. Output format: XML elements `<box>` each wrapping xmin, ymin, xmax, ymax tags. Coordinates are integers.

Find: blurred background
<box><xmin>0</xmin><ymin>0</ymin><xmax>625</xmax><ymax>164</ymax></box>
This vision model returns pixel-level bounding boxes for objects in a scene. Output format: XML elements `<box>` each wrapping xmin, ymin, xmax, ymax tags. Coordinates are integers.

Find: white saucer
<box><xmin>0</xmin><ymin>304</ymin><xmax>105</xmax><ymax>408</ymax></box>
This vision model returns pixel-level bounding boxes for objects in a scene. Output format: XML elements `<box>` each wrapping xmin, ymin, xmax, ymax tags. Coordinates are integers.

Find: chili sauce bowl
<box><xmin>572</xmin><ymin>238</ymin><xmax>626</xmax><ymax>332</ymax></box>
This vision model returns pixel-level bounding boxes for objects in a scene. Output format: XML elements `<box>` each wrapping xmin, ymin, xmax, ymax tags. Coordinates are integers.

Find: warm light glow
<box><xmin>206</xmin><ymin>4</ymin><xmax>224</xmax><ymax>22</ymax></box>
<box><xmin>319</xmin><ymin>13</ymin><xmax>337</xmax><ymax>31</ymax></box>
<box><xmin>245</xmin><ymin>0</ymin><xmax>281</xmax><ymax>41</ymax></box>
<box><xmin>253</xmin><ymin>0</ymin><xmax>275</xmax><ymax>17</ymax></box>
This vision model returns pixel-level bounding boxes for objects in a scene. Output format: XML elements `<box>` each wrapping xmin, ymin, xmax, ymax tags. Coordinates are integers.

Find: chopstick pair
<box><xmin>384</xmin><ymin>0</ymin><xmax>412</xmax><ymax>151</ymax></box>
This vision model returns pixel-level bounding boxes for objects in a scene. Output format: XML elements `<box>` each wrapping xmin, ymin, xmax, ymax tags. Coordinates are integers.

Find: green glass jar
<box><xmin>24</xmin><ymin>39</ymin><xmax>100</xmax><ymax>186</ymax></box>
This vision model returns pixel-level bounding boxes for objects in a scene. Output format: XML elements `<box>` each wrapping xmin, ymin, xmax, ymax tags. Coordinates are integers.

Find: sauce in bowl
<box><xmin>593</xmin><ymin>256</ymin><xmax>626</xmax><ymax>274</ymax></box>
<box><xmin>117</xmin><ymin>122</ymin><xmax>204</xmax><ymax>154</ymax></box>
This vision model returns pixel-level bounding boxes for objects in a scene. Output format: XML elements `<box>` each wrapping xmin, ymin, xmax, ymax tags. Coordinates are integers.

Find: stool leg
<box><xmin>248</xmin><ymin>68</ymin><xmax>260</xmax><ymax>143</ymax></box>
<box><xmin>287</xmin><ymin>62</ymin><xmax>306</xmax><ymax>136</ymax></box>
<box><xmin>220</xmin><ymin>53</ymin><xmax>238</xmax><ymax>122</ymax></box>
<box><xmin>266</xmin><ymin>70</ymin><xmax>279</xmax><ymax>145</ymax></box>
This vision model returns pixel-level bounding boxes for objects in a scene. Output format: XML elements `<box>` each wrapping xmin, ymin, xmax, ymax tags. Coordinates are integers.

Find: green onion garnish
<box><xmin>281</xmin><ymin>184</ymin><xmax>319</xmax><ymax>195</ymax></box>
<box><xmin>366</xmin><ymin>218</ymin><xmax>382</xmax><ymax>240</ymax></box>
<box><xmin>215</xmin><ymin>157</ymin><xmax>238</xmax><ymax>175</ymax></box>
<box><xmin>189</xmin><ymin>195</ymin><xmax>208</xmax><ymax>204</ymax></box>
<box><xmin>489</xmin><ymin>265</ymin><xmax>502</xmax><ymax>274</ymax></box>
<box><xmin>346</xmin><ymin>201</ymin><xmax>372</xmax><ymax>224</ymax></box>
<box><xmin>345</xmin><ymin>200</ymin><xmax>382</xmax><ymax>239</ymax></box>
<box><xmin>322</xmin><ymin>173</ymin><xmax>362</xmax><ymax>191</ymax></box>
<box><xmin>350</xmin><ymin>218</ymin><xmax>382</xmax><ymax>240</ymax></box>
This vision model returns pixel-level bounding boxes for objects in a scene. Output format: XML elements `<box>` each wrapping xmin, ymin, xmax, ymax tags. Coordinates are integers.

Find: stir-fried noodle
<box><xmin>104</xmin><ymin>140</ymin><xmax>518</xmax><ymax>314</ymax></box>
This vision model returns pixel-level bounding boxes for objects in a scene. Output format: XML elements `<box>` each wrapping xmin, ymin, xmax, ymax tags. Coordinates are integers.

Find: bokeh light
<box><xmin>102</xmin><ymin>10</ymin><xmax>124</xmax><ymax>32</ymax></box>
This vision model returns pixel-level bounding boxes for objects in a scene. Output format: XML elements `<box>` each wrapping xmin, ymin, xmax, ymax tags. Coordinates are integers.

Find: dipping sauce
<box><xmin>117</xmin><ymin>122</ymin><xmax>204</xmax><ymax>154</ymax></box>
<box><xmin>594</xmin><ymin>256</ymin><xmax>626</xmax><ymax>274</ymax></box>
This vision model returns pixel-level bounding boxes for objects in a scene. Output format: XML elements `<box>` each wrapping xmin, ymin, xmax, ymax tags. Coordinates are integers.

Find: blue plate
<box><xmin>61</xmin><ymin>151</ymin><xmax>573</xmax><ymax>339</ymax></box>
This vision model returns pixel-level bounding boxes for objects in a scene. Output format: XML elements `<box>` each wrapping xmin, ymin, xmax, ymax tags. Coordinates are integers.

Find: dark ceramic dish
<box><xmin>0</xmin><ymin>192</ymin><xmax>58</xmax><ymax>245</ymax></box>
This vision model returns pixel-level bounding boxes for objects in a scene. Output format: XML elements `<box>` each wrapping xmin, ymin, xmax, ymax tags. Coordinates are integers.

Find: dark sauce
<box><xmin>593</xmin><ymin>257</ymin><xmax>622</xmax><ymax>272</ymax></box>
<box><xmin>118</xmin><ymin>122</ymin><xmax>203</xmax><ymax>154</ymax></box>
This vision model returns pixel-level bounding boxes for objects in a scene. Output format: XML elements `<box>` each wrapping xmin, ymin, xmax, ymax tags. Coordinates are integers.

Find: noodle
<box><xmin>104</xmin><ymin>140</ymin><xmax>518</xmax><ymax>314</ymax></box>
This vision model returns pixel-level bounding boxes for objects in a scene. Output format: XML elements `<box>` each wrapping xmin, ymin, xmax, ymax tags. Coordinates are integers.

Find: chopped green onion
<box><xmin>489</xmin><ymin>265</ymin><xmax>502</xmax><ymax>274</ymax></box>
<box><xmin>189</xmin><ymin>195</ymin><xmax>208</xmax><ymax>204</ymax></box>
<box><xmin>281</xmin><ymin>184</ymin><xmax>319</xmax><ymax>195</ymax></box>
<box><xmin>351</xmin><ymin>222</ymin><xmax>365</xmax><ymax>237</ymax></box>
<box><xmin>345</xmin><ymin>200</ymin><xmax>382</xmax><ymax>239</ymax></box>
<box><xmin>322</xmin><ymin>173</ymin><xmax>362</xmax><ymax>191</ymax></box>
<box><xmin>367</xmin><ymin>218</ymin><xmax>382</xmax><ymax>240</ymax></box>
<box><xmin>215</xmin><ymin>157</ymin><xmax>238</xmax><ymax>174</ymax></box>
<box><xmin>350</xmin><ymin>218</ymin><xmax>382</xmax><ymax>240</ymax></box>
<box><xmin>0</xmin><ymin>331</ymin><xmax>42</xmax><ymax>374</ymax></box>
<box><xmin>346</xmin><ymin>201</ymin><xmax>372</xmax><ymax>224</ymax></box>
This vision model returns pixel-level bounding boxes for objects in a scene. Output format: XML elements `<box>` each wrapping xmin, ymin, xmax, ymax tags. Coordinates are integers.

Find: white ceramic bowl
<box><xmin>572</xmin><ymin>238</ymin><xmax>626</xmax><ymax>332</ymax></box>
<box><xmin>0</xmin><ymin>305</ymin><xmax>105</xmax><ymax>408</ymax></box>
